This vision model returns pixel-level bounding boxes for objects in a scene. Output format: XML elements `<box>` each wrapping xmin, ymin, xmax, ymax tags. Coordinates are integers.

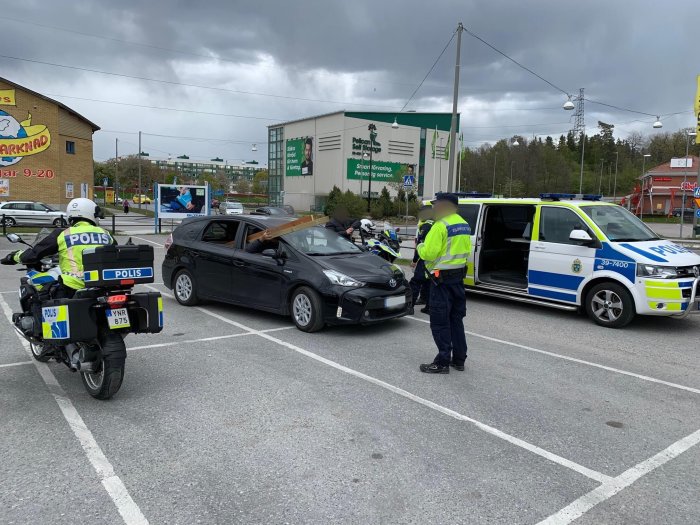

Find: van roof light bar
<box><xmin>540</xmin><ymin>193</ymin><xmax>576</xmax><ymax>201</ymax></box>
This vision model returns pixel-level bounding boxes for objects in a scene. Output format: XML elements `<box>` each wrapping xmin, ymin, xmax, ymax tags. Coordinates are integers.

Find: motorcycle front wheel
<box><xmin>80</xmin><ymin>333</ymin><xmax>125</xmax><ymax>400</ymax></box>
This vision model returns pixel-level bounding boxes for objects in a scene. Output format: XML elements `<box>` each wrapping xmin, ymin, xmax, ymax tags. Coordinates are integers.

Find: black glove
<box><xmin>1</xmin><ymin>251</ymin><xmax>19</xmax><ymax>265</ymax></box>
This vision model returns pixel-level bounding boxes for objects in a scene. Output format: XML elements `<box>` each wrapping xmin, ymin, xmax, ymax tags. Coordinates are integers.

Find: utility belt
<box><xmin>429</xmin><ymin>267</ymin><xmax>466</xmax><ymax>283</ymax></box>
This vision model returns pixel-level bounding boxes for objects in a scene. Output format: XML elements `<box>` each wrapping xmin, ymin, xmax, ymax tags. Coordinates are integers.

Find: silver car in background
<box><xmin>218</xmin><ymin>201</ymin><xmax>244</xmax><ymax>215</ymax></box>
<box><xmin>0</xmin><ymin>201</ymin><xmax>67</xmax><ymax>227</ymax></box>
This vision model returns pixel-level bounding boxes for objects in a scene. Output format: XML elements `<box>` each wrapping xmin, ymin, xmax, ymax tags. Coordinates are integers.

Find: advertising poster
<box><xmin>286</xmin><ymin>137</ymin><xmax>313</xmax><ymax>176</ymax></box>
<box><xmin>157</xmin><ymin>184</ymin><xmax>209</xmax><ymax>219</ymax></box>
<box><xmin>65</xmin><ymin>182</ymin><xmax>74</xmax><ymax>199</ymax></box>
<box><xmin>0</xmin><ymin>179</ymin><xmax>8</xmax><ymax>197</ymax></box>
<box><xmin>347</xmin><ymin>158</ymin><xmax>404</xmax><ymax>183</ymax></box>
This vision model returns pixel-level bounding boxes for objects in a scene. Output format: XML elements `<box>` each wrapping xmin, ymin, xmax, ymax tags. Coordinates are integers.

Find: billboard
<box><xmin>286</xmin><ymin>137</ymin><xmax>313</xmax><ymax>176</ymax></box>
<box><xmin>347</xmin><ymin>158</ymin><xmax>406</xmax><ymax>182</ymax></box>
<box><xmin>0</xmin><ymin>179</ymin><xmax>8</xmax><ymax>197</ymax></box>
<box><xmin>156</xmin><ymin>184</ymin><xmax>209</xmax><ymax>219</ymax></box>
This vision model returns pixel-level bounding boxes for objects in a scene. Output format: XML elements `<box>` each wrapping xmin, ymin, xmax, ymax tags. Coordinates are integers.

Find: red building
<box><xmin>628</xmin><ymin>156</ymin><xmax>699</xmax><ymax>215</ymax></box>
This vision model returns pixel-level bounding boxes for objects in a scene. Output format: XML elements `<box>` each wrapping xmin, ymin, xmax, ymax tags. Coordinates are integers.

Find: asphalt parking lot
<box><xmin>1</xmin><ymin>233</ymin><xmax>699</xmax><ymax>525</ymax></box>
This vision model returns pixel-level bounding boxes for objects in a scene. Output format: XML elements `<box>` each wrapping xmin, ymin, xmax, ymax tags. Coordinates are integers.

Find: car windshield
<box><xmin>283</xmin><ymin>227</ymin><xmax>362</xmax><ymax>255</ymax></box>
<box><xmin>38</xmin><ymin>202</ymin><xmax>56</xmax><ymax>211</ymax></box>
<box><xmin>229</xmin><ymin>202</ymin><xmax>243</xmax><ymax>209</ymax></box>
<box><xmin>581</xmin><ymin>205</ymin><xmax>659</xmax><ymax>242</ymax></box>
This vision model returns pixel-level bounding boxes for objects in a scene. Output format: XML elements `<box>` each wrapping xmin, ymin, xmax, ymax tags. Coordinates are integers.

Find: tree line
<box><xmin>456</xmin><ymin>127</ymin><xmax>699</xmax><ymax>198</ymax></box>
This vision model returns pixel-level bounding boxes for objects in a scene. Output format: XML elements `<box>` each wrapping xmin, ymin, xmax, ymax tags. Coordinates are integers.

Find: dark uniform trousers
<box><xmin>409</xmin><ymin>259</ymin><xmax>430</xmax><ymax>307</ymax></box>
<box><xmin>429</xmin><ymin>275</ymin><xmax>467</xmax><ymax>366</ymax></box>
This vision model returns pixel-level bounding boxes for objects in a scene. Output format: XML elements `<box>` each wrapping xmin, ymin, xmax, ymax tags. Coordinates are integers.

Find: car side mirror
<box><xmin>569</xmin><ymin>229</ymin><xmax>592</xmax><ymax>242</ymax></box>
<box><xmin>261</xmin><ymin>248</ymin><xmax>277</xmax><ymax>258</ymax></box>
<box><xmin>6</xmin><ymin>233</ymin><xmax>21</xmax><ymax>243</ymax></box>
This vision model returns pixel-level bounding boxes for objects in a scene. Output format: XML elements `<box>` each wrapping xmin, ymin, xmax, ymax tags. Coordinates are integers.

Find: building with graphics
<box><xmin>267</xmin><ymin>111</ymin><xmax>458</xmax><ymax>211</ymax></box>
<box><xmin>629</xmin><ymin>156</ymin><xmax>700</xmax><ymax>215</ymax></box>
<box><xmin>0</xmin><ymin>77</ymin><xmax>99</xmax><ymax>207</ymax></box>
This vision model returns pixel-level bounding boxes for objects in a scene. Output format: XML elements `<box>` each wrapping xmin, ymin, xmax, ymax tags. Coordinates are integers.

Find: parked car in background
<box><xmin>252</xmin><ymin>206</ymin><xmax>293</xmax><ymax>216</ymax></box>
<box><xmin>0</xmin><ymin>201</ymin><xmax>67</xmax><ymax>227</ymax></box>
<box><xmin>162</xmin><ymin>215</ymin><xmax>410</xmax><ymax>332</ymax></box>
<box><xmin>672</xmin><ymin>206</ymin><xmax>696</xmax><ymax>218</ymax></box>
<box><xmin>132</xmin><ymin>194</ymin><xmax>152</xmax><ymax>204</ymax></box>
<box><xmin>219</xmin><ymin>201</ymin><xmax>244</xmax><ymax>215</ymax></box>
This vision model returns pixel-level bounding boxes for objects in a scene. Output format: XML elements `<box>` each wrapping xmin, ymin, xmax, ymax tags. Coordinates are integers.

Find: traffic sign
<box><xmin>403</xmin><ymin>175</ymin><xmax>415</xmax><ymax>187</ymax></box>
<box><xmin>694</xmin><ymin>187</ymin><xmax>700</xmax><ymax>198</ymax></box>
<box><xmin>102</xmin><ymin>177</ymin><xmax>109</xmax><ymax>187</ymax></box>
<box><xmin>696</xmin><ymin>209</ymin><xmax>700</xmax><ymax>219</ymax></box>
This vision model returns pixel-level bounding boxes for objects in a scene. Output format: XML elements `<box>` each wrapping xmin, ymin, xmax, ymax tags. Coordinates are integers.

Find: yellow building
<box><xmin>0</xmin><ymin>77</ymin><xmax>99</xmax><ymax>207</ymax></box>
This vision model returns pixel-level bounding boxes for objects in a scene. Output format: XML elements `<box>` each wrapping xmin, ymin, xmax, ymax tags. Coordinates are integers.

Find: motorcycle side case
<box><xmin>40</xmin><ymin>298</ymin><xmax>98</xmax><ymax>343</ymax></box>
<box><xmin>127</xmin><ymin>292</ymin><xmax>163</xmax><ymax>333</ymax></box>
<box><xmin>82</xmin><ymin>245</ymin><xmax>155</xmax><ymax>288</ymax></box>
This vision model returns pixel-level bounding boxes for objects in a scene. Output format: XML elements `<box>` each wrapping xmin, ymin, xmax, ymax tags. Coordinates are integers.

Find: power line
<box><xmin>399</xmin><ymin>30</ymin><xmax>456</xmax><ymax>113</ymax></box>
<box><xmin>0</xmin><ymin>54</ymin><xmax>399</xmax><ymax>109</ymax></box>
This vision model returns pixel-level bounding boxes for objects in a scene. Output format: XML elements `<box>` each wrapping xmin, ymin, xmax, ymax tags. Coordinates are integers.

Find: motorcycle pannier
<box><xmin>82</xmin><ymin>245</ymin><xmax>155</xmax><ymax>288</ymax></box>
<box><xmin>127</xmin><ymin>291</ymin><xmax>164</xmax><ymax>334</ymax></box>
<box><xmin>40</xmin><ymin>298</ymin><xmax>98</xmax><ymax>343</ymax></box>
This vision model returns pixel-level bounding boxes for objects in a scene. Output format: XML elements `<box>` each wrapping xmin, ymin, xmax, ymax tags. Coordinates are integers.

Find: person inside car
<box><xmin>325</xmin><ymin>206</ymin><xmax>360</xmax><ymax>241</ymax></box>
<box><xmin>245</xmin><ymin>229</ymin><xmax>279</xmax><ymax>254</ymax></box>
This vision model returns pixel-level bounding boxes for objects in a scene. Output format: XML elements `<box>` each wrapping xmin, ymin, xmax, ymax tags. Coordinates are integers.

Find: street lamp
<box><xmin>680</xmin><ymin>131</ymin><xmax>697</xmax><ymax>238</ymax></box>
<box><xmin>391</xmin><ymin>117</ymin><xmax>399</xmax><ymax>129</ymax></box>
<box><xmin>251</xmin><ymin>144</ymin><xmax>258</xmax><ymax>152</ymax></box>
<box><xmin>509</xmin><ymin>160</ymin><xmax>515</xmax><ymax>197</ymax></box>
<box><xmin>366</xmin><ymin>123</ymin><xmax>377</xmax><ymax>212</ymax></box>
<box><xmin>562</xmin><ymin>96</ymin><xmax>575</xmax><ymax>111</ymax></box>
<box><xmin>653</xmin><ymin>117</ymin><xmax>663</xmax><ymax>129</ymax></box>
<box><xmin>361</xmin><ymin>152</ymin><xmax>369</xmax><ymax>199</ymax></box>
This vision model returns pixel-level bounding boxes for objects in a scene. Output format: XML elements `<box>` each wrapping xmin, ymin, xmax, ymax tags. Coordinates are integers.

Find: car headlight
<box><xmin>323</xmin><ymin>269</ymin><xmax>364</xmax><ymax>287</ymax></box>
<box><xmin>636</xmin><ymin>264</ymin><xmax>679</xmax><ymax>279</ymax></box>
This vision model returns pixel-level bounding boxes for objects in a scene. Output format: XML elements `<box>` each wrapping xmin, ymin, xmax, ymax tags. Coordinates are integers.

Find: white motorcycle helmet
<box><xmin>66</xmin><ymin>198</ymin><xmax>101</xmax><ymax>225</ymax></box>
<box><xmin>360</xmin><ymin>219</ymin><xmax>375</xmax><ymax>235</ymax></box>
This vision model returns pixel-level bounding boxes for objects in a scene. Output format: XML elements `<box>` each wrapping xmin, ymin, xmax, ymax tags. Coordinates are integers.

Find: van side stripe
<box><xmin>528</xmin><ymin>287</ymin><xmax>577</xmax><ymax>303</ymax></box>
<box><xmin>528</xmin><ymin>270</ymin><xmax>584</xmax><ymax>291</ymax></box>
<box><xmin>619</xmin><ymin>243</ymin><xmax>668</xmax><ymax>263</ymax></box>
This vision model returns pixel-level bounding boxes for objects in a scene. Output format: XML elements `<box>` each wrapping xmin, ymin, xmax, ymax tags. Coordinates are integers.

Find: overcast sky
<box><xmin>1</xmin><ymin>0</ymin><xmax>696</xmax><ymax>163</ymax></box>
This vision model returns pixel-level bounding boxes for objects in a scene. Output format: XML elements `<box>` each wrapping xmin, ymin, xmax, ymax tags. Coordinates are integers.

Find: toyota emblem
<box><xmin>388</xmin><ymin>278</ymin><xmax>397</xmax><ymax>288</ymax></box>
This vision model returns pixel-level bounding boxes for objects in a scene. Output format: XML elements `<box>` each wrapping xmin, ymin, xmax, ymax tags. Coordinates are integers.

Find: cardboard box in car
<box><xmin>82</xmin><ymin>245</ymin><xmax>155</xmax><ymax>287</ymax></box>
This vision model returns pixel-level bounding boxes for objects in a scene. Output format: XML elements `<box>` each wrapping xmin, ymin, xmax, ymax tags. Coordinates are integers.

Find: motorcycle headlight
<box><xmin>323</xmin><ymin>269</ymin><xmax>364</xmax><ymax>287</ymax></box>
<box><xmin>636</xmin><ymin>264</ymin><xmax>679</xmax><ymax>279</ymax></box>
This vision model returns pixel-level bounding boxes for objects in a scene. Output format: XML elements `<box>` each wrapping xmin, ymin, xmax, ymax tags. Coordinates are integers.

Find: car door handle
<box><xmin>232</xmin><ymin>260</ymin><xmax>245</xmax><ymax>267</ymax></box>
<box><xmin>532</xmin><ymin>243</ymin><xmax>546</xmax><ymax>251</ymax></box>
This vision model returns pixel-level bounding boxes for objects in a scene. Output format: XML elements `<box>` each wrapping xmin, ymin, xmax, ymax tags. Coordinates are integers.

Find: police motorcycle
<box><xmin>358</xmin><ymin>219</ymin><xmax>400</xmax><ymax>262</ymax></box>
<box><xmin>2</xmin><ymin>233</ymin><xmax>163</xmax><ymax>400</ymax></box>
<box><xmin>377</xmin><ymin>222</ymin><xmax>402</xmax><ymax>253</ymax></box>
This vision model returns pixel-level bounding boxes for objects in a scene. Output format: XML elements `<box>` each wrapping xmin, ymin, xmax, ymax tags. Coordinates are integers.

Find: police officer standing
<box><xmin>416</xmin><ymin>193</ymin><xmax>471</xmax><ymax>374</ymax></box>
<box><xmin>409</xmin><ymin>205</ymin><xmax>434</xmax><ymax>314</ymax></box>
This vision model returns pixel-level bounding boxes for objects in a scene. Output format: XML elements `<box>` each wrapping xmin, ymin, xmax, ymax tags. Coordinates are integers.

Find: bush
<box><xmin>324</xmin><ymin>186</ymin><xmax>367</xmax><ymax>218</ymax></box>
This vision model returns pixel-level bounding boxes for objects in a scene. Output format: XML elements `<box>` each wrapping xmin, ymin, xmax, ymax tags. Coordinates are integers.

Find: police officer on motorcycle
<box><xmin>1</xmin><ymin>198</ymin><xmax>114</xmax><ymax>298</ymax></box>
<box><xmin>409</xmin><ymin>204</ymin><xmax>434</xmax><ymax>314</ymax></box>
<box><xmin>416</xmin><ymin>193</ymin><xmax>471</xmax><ymax>374</ymax></box>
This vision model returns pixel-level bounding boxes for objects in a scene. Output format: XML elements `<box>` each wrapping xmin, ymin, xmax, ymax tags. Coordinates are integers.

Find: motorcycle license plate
<box><xmin>384</xmin><ymin>296</ymin><xmax>405</xmax><ymax>309</ymax></box>
<box><xmin>106</xmin><ymin>307</ymin><xmax>130</xmax><ymax>329</ymax></box>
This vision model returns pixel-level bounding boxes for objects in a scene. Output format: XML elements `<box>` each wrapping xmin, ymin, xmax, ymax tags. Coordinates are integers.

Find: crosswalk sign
<box><xmin>403</xmin><ymin>175</ymin><xmax>415</xmax><ymax>187</ymax></box>
<box><xmin>694</xmin><ymin>187</ymin><xmax>700</xmax><ymax>198</ymax></box>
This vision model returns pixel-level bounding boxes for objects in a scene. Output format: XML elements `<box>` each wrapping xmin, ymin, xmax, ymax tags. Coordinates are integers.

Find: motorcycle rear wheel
<box><xmin>80</xmin><ymin>333</ymin><xmax>125</xmax><ymax>400</ymax></box>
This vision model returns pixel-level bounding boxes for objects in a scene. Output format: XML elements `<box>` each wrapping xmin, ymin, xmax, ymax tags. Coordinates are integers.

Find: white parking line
<box><xmin>130</xmin><ymin>236</ymin><xmax>164</xmax><ymax>247</ymax></box>
<box><xmin>0</xmin><ymin>360</ymin><xmax>33</xmax><ymax>369</ymax></box>
<box><xmin>408</xmin><ymin>316</ymin><xmax>700</xmax><ymax>396</ymax></box>
<box><xmin>162</xmin><ymin>293</ymin><xmax>610</xmax><ymax>484</ymax></box>
<box><xmin>0</xmin><ymin>295</ymin><xmax>149</xmax><ymax>525</ymax></box>
<box><xmin>537</xmin><ymin>427</ymin><xmax>700</xmax><ymax>524</ymax></box>
<box><xmin>128</xmin><ymin>326</ymin><xmax>294</xmax><ymax>351</ymax></box>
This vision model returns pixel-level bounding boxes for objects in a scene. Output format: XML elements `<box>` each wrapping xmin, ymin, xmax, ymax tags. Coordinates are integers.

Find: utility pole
<box><xmin>137</xmin><ymin>131</ymin><xmax>143</xmax><ymax>209</ymax></box>
<box><xmin>491</xmin><ymin>151</ymin><xmax>498</xmax><ymax>195</ymax></box>
<box><xmin>115</xmin><ymin>138</ymin><xmax>119</xmax><ymax>205</ymax></box>
<box><xmin>613</xmin><ymin>151</ymin><xmax>619</xmax><ymax>200</ymax></box>
<box><xmin>446</xmin><ymin>22</ymin><xmax>463</xmax><ymax>194</ymax></box>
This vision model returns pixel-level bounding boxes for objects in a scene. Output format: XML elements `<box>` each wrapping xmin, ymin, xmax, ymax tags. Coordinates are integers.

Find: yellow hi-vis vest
<box><xmin>416</xmin><ymin>213</ymin><xmax>471</xmax><ymax>273</ymax></box>
<box><xmin>57</xmin><ymin>222</ymin><xmax>113</xmax><ymax>289</ymax></box>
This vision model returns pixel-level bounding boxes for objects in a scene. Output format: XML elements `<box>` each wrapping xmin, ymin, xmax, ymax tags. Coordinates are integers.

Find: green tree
<box><xmin>252</xmin><ymin>170</ymin><xmax>269</xmax><ymax>194</ymax></box>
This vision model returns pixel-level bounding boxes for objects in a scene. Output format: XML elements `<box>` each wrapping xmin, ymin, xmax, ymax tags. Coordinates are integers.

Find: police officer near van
<box><xmin>416</xmin><ymin>193</ymin><xmax>471</xmax><ymax>374</ymax></box>
<box><xmin>409</xmin><ymin>204</ymin><xmax>434</xmax><ymax>313</ymax></box>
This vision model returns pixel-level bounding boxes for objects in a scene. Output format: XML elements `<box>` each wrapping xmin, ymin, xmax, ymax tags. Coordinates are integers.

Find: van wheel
<box><xmin>585</xmin><ymin>282</ymin><xmax>635</xmax><ymax>328</ymax></box>
<box><xmin>174</xmin><ymin>269</ymin><xmax>199</xmax><ymax>306</ymax></box>
<box><xmin>291</xmin><ymin>286</ymin><xmax>324</xmax><ymax>332</ymax></box>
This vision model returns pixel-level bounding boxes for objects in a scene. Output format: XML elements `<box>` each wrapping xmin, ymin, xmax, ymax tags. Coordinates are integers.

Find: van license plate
<box><xmin>107</xmin><ymin>308</ymin><xmax>130</xmax><ymax>329</ymax></box>
<box><xmin>385</xmin><ymin>296</ymin><xmax>405</xmax><ymax>309</ymax></box>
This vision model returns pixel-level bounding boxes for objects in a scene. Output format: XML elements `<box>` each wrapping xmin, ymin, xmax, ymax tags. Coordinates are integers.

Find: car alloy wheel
<box><xmin>293</xmin><ymin>293</ymin><xmax>312</xmax><ymax>327</ymax></box>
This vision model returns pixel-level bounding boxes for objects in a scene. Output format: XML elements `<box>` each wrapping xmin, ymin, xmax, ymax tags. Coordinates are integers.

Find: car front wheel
<box><xmin>290</xmin><ymin>286</ymin><xmax>324</xmax><ymax>332</ymax></box>
<box><xmin>53</xmin><ymin>218</ymin><xmax>67</xmax><ymax>227</ymax></box>
<box><xmin>174</xmin><ymin>269</ymin><xmax>199</xmax><ymax>306</ymax></box>
<box><xmin>585</xmin><ymin>282</ymin><xmax>635</xmax><ymax>328</ymax></box>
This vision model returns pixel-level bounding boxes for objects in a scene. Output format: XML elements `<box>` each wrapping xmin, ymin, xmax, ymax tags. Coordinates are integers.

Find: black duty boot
<box><xmin>419</xmin><ymin>363</ymin><xmax>449</xmax><ymax>374</ymax></box>
<box><xmin>420</xmin><ymin>306</ymin><xmax>430</xmax><ymax>314</ymax></box>
<box><xmin>415</xmin><ymin>298</ymin><xmax>426</xmax><ymax>305</ymax></box>
<box><xmin>449</xmin><ymin>362</ymin><xmax>465</xmax><ymax>371</ymax></box>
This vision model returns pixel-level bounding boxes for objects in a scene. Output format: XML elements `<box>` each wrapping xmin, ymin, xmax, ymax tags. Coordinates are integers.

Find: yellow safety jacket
<box><xmin>57</xmin><ymin>222</ymin><xmax>114</xmax><ymax>289</ymax></box>
<box><xmin>417</xmin><ymin>213</ymin><xmax>471</xmax><ymax>273</ymax></box>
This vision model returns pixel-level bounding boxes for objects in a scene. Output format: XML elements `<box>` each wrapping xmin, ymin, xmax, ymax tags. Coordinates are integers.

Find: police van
<box><xmin>423</xmin><ymin>193</ymin><xmax>700</xmax><ymax>327</ymax></box>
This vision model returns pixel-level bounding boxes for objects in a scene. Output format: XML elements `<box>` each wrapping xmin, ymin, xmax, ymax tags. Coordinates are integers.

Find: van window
<box><xmin>539</xmin><ymin>207</ymin><xmax>589</xmax><ymax>245</ymax></box>
<box><xmin>457</xmin><ymin>204</ymin><xmax>479</xmax><ymax>231</ymax></box>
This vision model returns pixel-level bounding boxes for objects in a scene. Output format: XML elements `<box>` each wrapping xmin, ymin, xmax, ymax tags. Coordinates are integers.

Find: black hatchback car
<box><xmin>162</xmin><ymin>215</ymin><xmax>411</xmax><ymax>332</ymax></box>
